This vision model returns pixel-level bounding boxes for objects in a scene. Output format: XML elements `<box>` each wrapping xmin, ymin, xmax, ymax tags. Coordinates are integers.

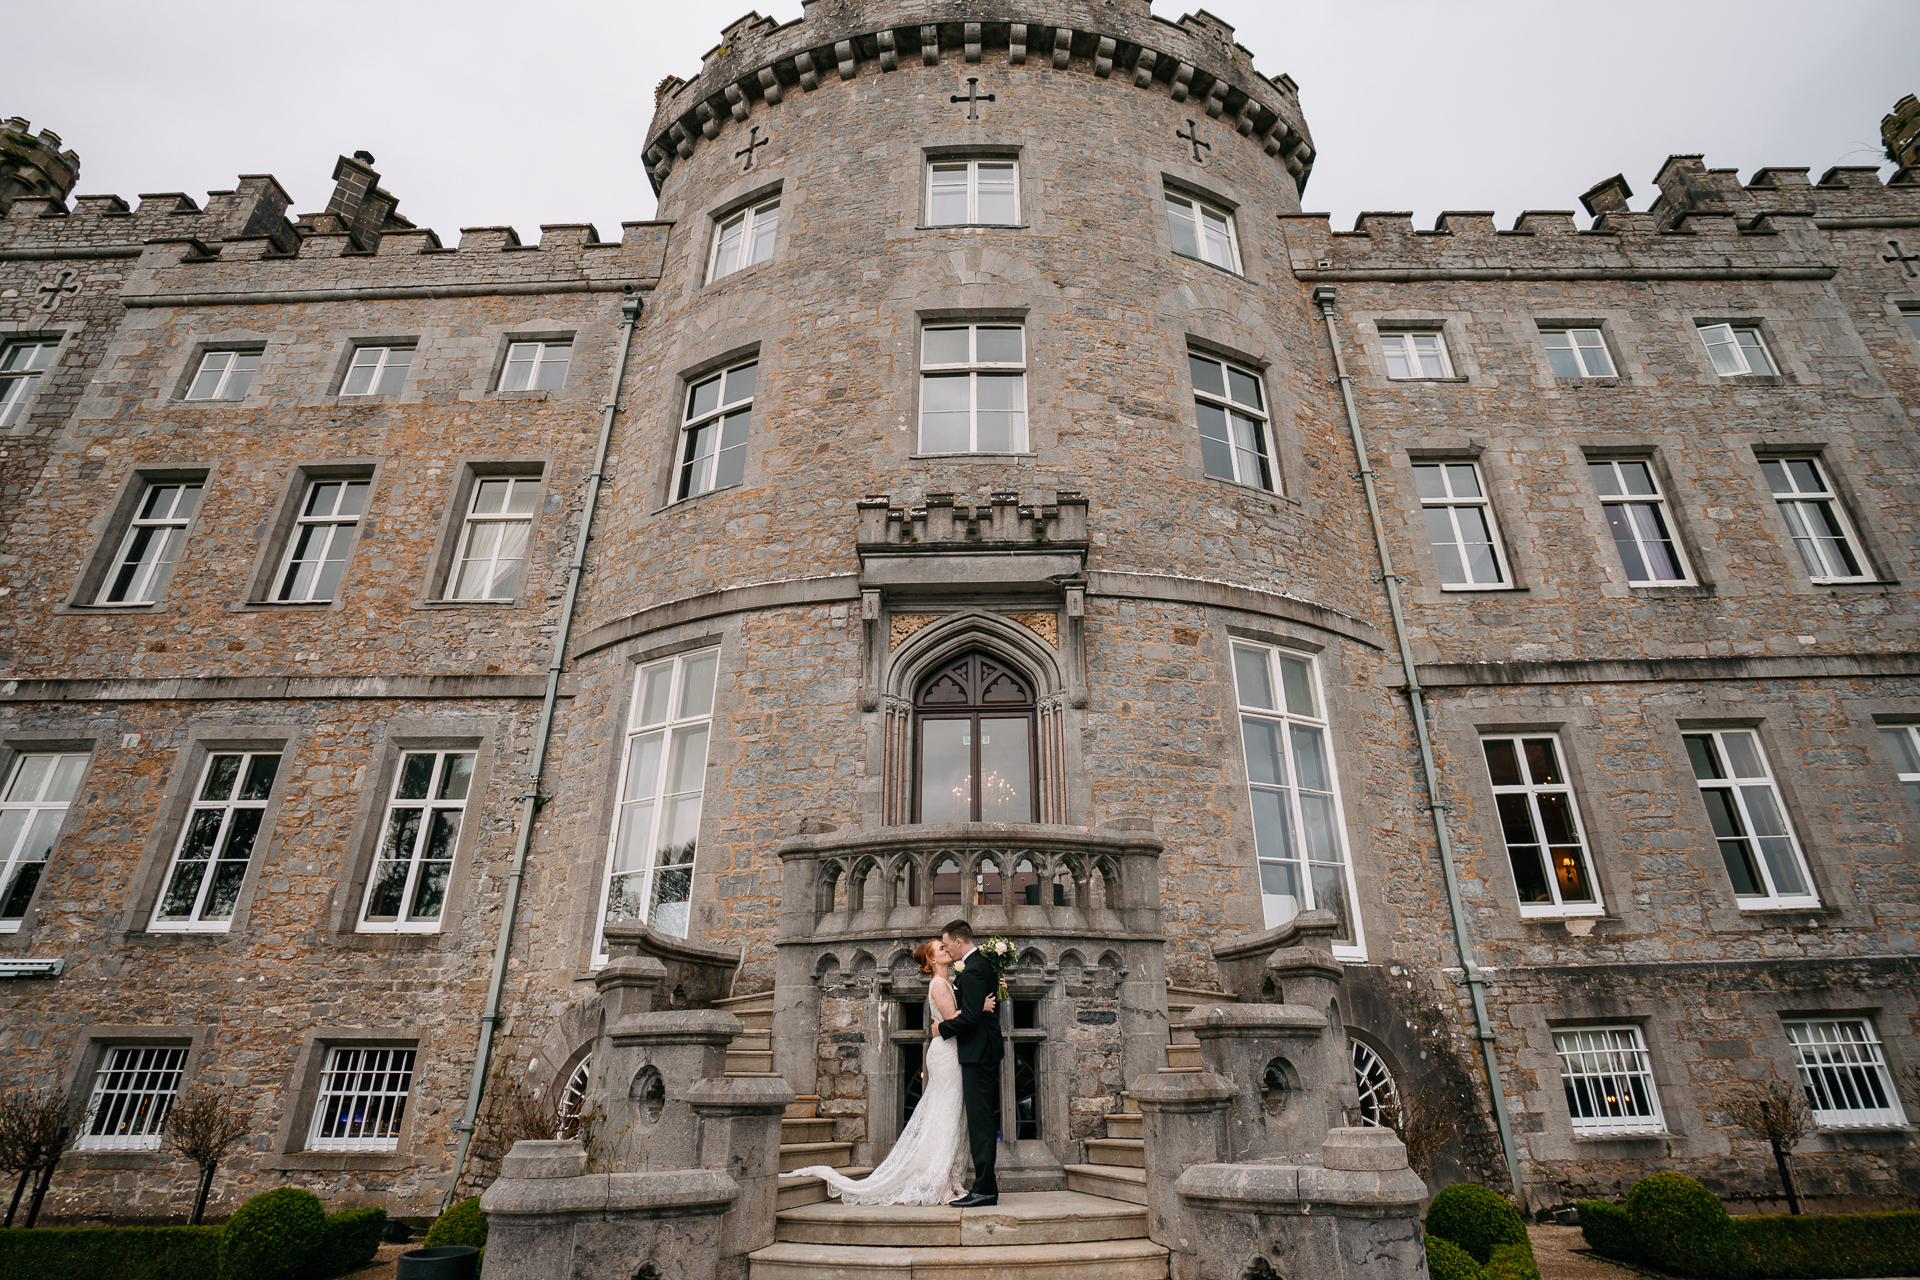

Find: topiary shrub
<box><xmin>423</xmin><ymin>1197</ymin><xmax>488</xmax><ymax>1251</ymax></box>
<box><xmin>1426</xmin><ymin>1183</ymin><xmax>1530</xmax><ymax>1265</ymax></box>
<box><xmin>315</xmin><ymin>1207</ymin><xmax>387</xmax><ymax>1278</ymax></box>
<box><xmin>1578</xmin><ymin>1200</ymin><xmax>1638</xmax><ymax>1265</ymax></box>
<box><xmin>1427</xmin><ymin>1234</ymin><xmax>1487</xmax><ymax>1280</ymax></box>
<box><xmin>1487</xmin><ymin>1240</ymin><xmax>1543</xmax><ymax>1280</ymax></box>
<box><xmin>1626</xmin><ymin>1172</ymin><xmax>1745</xmax><ymax>1279</ymax></box>
<box><xmin>218</xmin><ymin>1186</ymin><xmax>327</xmax><ymax>1280</ymax></box>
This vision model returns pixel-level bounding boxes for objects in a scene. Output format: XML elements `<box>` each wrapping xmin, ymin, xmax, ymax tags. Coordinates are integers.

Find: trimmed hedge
<box><xmin>1427</xmin><ymin>1183</ymin><xmax>1531</xmax><ymax>1265</ymax></box>
<box><xmin>316</xmin><ymin>1207</ymin><xmax>387</xmax><ymax>1278</ymax></box>
<box><xmin>0</xmin><ymin>1225</ymin><xmax>223</xmax><ymax>1280</ymax></box>
<box><xmin>1487</xmin><ymin>1240</ymin><xmax>1543</xmax><ymax>1280</ymax></box>
<box><xmin>423</xmin><ymin>1197</ymin><xmax>488</xmax><ymax>1252</ymax></box>
<box><xmin>1577</xmin><ymin>1199</ymin><xmax>1639</xmax><ymax>1265</ymax></box>
<box><xmin>1426</xmin><ymin>1234</ymin><xmax>1486</xmax><ymax>1280</ymax></box>
<box><xmin>1729</xmin><ymin>1210</ymin><xmax>1920</xmax><ymax>1279</ymax></box>
<box><xmin>220</xmin><ymin>1187</ymin><xmax>328</xmax><ymax>1280</ymax></box>
<box><xmin>1582</xmin><ymin>1174</ymin><xmax>1920</xmax><ymax>1279</ymax></box>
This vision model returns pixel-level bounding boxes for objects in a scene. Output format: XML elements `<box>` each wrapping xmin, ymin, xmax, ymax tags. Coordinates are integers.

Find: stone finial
<box><xmin>0</xmin><ymin>117</ymin><xmax>81</xmax><ymax>215</ymax></box>
<box><xmin>1884</xmin><ymin>93</ymin><xmax>1920</xmax><ymax>170</ymax></box>
<box><xmin>1579</xmin><ymin>173</ymin><xmax>1633</xmax><ymax>217</ymax></box>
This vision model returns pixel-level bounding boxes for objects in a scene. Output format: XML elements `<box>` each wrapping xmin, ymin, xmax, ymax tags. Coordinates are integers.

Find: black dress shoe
<box><xmin>949</xmin><ymin>1192</ymin><xmax>999</xmax><ymax>1207</ymax></box>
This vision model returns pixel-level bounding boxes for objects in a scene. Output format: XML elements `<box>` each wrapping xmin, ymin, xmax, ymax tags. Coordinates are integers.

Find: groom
<box><xmin>938</xmin><ymin>918</ymin><xmax>1001</xmax><ymax>1207</ymax></box>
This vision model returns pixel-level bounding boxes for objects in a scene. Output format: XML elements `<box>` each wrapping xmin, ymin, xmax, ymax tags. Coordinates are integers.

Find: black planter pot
<box><xmin>395</xmin><ymin>1244</ymin><xmax>481</xmax><ymax>1279</ymax></box>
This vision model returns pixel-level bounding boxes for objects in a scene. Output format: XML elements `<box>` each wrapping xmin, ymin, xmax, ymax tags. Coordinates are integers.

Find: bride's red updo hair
<box><xmin>914</xmin><ymin>940</ymin><xmax>940</xmax><ymax>976</ymax></box>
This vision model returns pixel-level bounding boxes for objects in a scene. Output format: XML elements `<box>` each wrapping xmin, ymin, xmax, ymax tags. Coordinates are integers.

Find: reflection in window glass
<box><xmin>1589</xmin><ymin>460</ymin><xmax>1688</xmax><ymax>585</ymax></box>
<box><xmin>679</xmin><ymin>361</ymin><xmax>755</xmax><ymax>500</ymax></box>
<box><xmin>1189</xmin><ymin>353</ymin><xmax>1273</xmax><ymax>491</ymax></box>
<box><xmin>360</xmin><ymin>751</ymin><xmax>474</xmax><ymax>932</ymax></box>
<box><xmin>1481</xmin><ymin>735</ymin><xmax>1601</xmax><ymax>915</ymax></box>
<box><xmin>1415</xmin><ymin>462</ymin><xmax>1507</xmax><ymax>588</ymax></box>
<box><xmin>0</xmin><ymin>752</ymin><xmax>86</xmax><ymax>929</ymax></box>
<box><xmin>1684</xmin><ymin>730</ymin><xmax>1818</xmax><ymax>907</ymax></box>
<box><xmin>151</xmin><ymin>752</ymin><xmax>281</xmax><ymax>931</ymax></box>
<box><xmin>920</xmin><ymin>327</ymin><xmax>1026</xmax><ymax>454</ymax></box>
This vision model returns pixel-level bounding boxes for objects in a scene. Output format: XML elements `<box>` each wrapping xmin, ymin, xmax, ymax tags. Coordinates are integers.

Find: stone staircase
<box><xmin>1062</xmin><ymin>984</ymin><xmax>1237</xmax><ymax>1206</ymax></box>
<box><xmin>715</xmin><ymin>989</ymin><xmax>873</xmax><ymax>1207</ymax></box>
<box><xmin>750</xmin><ymin>1190</ymin><xmax>1168</xmax><ymax>1280</ymax></box>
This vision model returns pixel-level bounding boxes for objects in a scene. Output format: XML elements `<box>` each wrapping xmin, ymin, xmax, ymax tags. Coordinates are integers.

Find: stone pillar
<box><xmin>598</xmin><ymin>1010</ymin><xmax>740</xmax><ymax>1171</ymax></box>
<box><xmin>1190</xmin><ymin>1002</ymin><xmax>1356</xmax><ymax>1164</ymax></box>
<box><xmin>1172</xmin><ymin>1128</ymin><xmax>1429</xmax><ymax>1280</ymax></box>
<box><xmin>1132</xmin><ymin>1069</ymin><xmax>1233</xmax><ymax>1280</ymax></box>
<box><xmin>480</xmin><ymin>1139</ymin><xmax>738</xmax><ymax>1280</ymax></box>
<box><xmin>686</xmin><ymin>1075</ymin><xmax>795</xmax><ymax>1277</ymax></box>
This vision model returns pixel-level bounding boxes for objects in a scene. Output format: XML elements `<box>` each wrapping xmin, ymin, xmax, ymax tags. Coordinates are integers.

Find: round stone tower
<box><xmin>562</xmin><ymin>1</ymin><xmax>1386</xmax><ymax>1007</ymax></box>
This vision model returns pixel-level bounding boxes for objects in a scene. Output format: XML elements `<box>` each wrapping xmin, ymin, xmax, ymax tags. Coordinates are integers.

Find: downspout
<box><xmin>1312</xmin><ymin>284</ymin><xmax>1527</xmax><ymax>1206</ymax></box>
<box><xmin>444</xmin><ymin>288</ymin><xmax>644</xmax><ymax>1206</ymax></box>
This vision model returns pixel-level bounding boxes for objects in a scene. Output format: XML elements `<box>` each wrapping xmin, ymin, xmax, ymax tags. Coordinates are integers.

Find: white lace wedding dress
<box><xmin>782</xmin><ymin>977</ymin><xmax>969</xmax><ymax>1206</ymax></box>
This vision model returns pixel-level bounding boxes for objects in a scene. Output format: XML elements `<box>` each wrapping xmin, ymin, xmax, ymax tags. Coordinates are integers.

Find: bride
<box><xmin>782</xmin><ymin>937</ymin><xmax>994</xmax><ymax>1206</ymax></box>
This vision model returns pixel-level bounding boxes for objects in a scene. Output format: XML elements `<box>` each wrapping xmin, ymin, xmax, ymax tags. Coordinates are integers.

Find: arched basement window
<box><xmin>914</xmin><ymin>652</ymin><xmax>1038</xmax><ymax>823</ymax></box>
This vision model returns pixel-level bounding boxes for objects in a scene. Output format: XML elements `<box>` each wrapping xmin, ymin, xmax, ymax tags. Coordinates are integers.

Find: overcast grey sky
<box><xmin>10</xmin><ymin>1</ymin><xmax>1916</xmax><ymax>241</ymax></box>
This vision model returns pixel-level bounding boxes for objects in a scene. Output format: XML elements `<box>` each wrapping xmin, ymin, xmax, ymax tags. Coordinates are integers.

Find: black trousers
<box><xmin>960</xmin><ymin>1059</ymin><xmax>999</xmax><ymax>1196</ymax></box>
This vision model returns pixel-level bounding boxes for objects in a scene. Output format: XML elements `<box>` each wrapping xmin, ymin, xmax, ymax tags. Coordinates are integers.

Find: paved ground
<box><xmin>344</xmin><ymin>1241</ymin><xmax>413</xmax><ymax>1278</ymax></box>
<box><xmin>1531</xmin><ymin>1224</ymin><xmax>1644</xmax><ymax>1280</ymax></box>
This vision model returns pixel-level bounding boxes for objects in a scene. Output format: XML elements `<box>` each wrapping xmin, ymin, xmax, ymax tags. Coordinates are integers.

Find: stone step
<box><xmin>729</xmin><ymin>1070</ymin><xmax>785</xmax><ymax>1081</ymax></box>
<box><xmin>1102</xmin><ymin>1113</ymin><xmax>1141</xmax><ymax>1140</ymax></box>
<box><xmin>1155</xmin><ymin>1065</ymin><xmax>1199</xmax><ymax>1076</ymax></box>
<box><xmin>749</xmin><ymin>1238</ymin><xmax>1169</xmax><ymax>1280</ymax></box>
<box><xmin>716</xmin><ymin>990</ymin><xmax>777</xmax><ymax>1031</ymax></box>
<box><xmin>787</xmin><ymin>1094</ymin><xmax>821</xmax><ymax>1120</ymax></box>
<box><xmin>780</xmin><ymin>1141</ymin><xmax>856</xmax><ymax>1173</ymax></box>
<box><xmin>778</xmin><ymin>1167</ymin><xmax>874</xmax><ymax>1211</ymax></box>
<box><xmin>775</xmin><ymin>1190</ymin><xmax>1148</xmax><ymax>1247</ymax></box>
<box><xmin>731</xmin><ymin>1028</ymin><xmax>773</xmax><ymax>1049</ymax></box>
<box><xmin>1083</xmin><ymin>1138</ymin><xmax>1144</xmax><ymax>1169</ymax></box>
<box><xmin>1169</xmin><ymin>1025</ymin><xmax>1199</xmax><ymax>1046</ymax></box>
<box><xmin>783</xmin><ymin>1116</ymin><xmax>837</xmax><ymax>1143</ymax></box>
<box><xmin>1063</xmin><ymin>1164</ymin><xmax>1147</xmax><ymax>1206</ymax></box>
<box><xmin>1164</xmin><ymin>1044</ymin><xmax>1202</xmax><ymax>1070</ymax></box>
<box><xmin>1166</xmin><ymin>985</ymin><xmax>1237</xmax><ymax>1006</ymax></box>
<box><xmin>728</xmin><ymin>1049</ymin><xmax>776</xmax><ymax>1073</ymax></box>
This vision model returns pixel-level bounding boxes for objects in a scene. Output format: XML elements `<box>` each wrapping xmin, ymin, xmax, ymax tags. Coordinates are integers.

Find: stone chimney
<box><xmin>0</xmin><ymin>118</ymin><xmax>81</xmax><ymax>214</ymax></box>
<box><xmin>1579</xmin><ymin>173</ymin><xmax>1634</xmax><ymax>218</ymax></box>
<box><xmin>298</xmin><ymin>151</ymin><xmax>415</xmax><ymax>251</ymax></box>
<box><xmin>1885</xmin><ymin>93</ymin><xmax>1920</xmax><ymax>176</ymax></box>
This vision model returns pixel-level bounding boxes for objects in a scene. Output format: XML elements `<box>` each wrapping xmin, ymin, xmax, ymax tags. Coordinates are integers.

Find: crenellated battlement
<box><xmin>1283</xmin><ymin>151</ymin><xmax>1920</xmax><ymax>283</ymax></box>
<box><xmin>641</xmin><ymin>3</ymin><xmax>1314</xmax><ymax>195</ymax></box>
<box><xmin>0</xmin><ymin>116</ymin><xmax>81</xmax><ymax>216</ymax></box>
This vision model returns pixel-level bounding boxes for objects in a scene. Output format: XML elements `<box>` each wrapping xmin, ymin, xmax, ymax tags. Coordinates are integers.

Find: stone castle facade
<box><xmin>3</xmin><ymin>2</ymin><xmax>1919</xmax><ymax>1229</ymax></box>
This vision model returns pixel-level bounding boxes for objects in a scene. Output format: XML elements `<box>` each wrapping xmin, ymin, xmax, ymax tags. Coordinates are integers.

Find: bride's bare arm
<box><xmin>930</xmin><ymin>978</ymin><xmax>960</xmax><ymax>1031</ymax></box>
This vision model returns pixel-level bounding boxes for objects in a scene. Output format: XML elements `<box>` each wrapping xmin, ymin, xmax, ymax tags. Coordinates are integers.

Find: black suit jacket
<box><xmin>938</xmin><ymin>951</ymin><xmax>1003</xmax><ymax>1065</ymax></box>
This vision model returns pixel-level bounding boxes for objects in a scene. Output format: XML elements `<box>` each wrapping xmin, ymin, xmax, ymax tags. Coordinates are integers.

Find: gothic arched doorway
<box><xmin>913</xmin><ymin>652</ymin><xmax>1039</xmax><ymax>823</ymax></box>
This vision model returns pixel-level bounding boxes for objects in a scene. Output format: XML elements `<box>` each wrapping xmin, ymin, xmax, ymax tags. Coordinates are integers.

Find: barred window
<box><xmin>1351</xmin><ymin>1041</ymin><xmax>1402</xmax><ymax>1128</ymax></box>
<box><xmin>308</xmin><ymin>1047</ymin><xmax>416</xmax><ymax>1151</ymax></box>
<box><xmin>0</xmin><ymin>751</ymin><xmax>86</xmax><ymax>930</ymax></box>
<box><xmin>75</xmin><ymin>1045</ymin><xmax>188</xmax><ymax>1150</ymax></box>
<box><xmin>359</xmin><ymin>751</ymin><xmax>474</xmax><ymax>932</ymax></box>
<box><xmin>598</xmin><ymin>649</ymin><xmax>719</xmax><ymax>956</ymax></box>
<box><xmin>1554</xmin><ymin>1026</ymin><xmax>1666</xmax><ymax>1135</ymax></box>
<box><xmin>150</xmin><ymin>752</ymin><xmax>280</xmax><ymax>931</ymax></box>
<box><xmin>1786</xmin><ymin>1020</ymin><xmax>1908</xmax><ymax>1128</ymax></box>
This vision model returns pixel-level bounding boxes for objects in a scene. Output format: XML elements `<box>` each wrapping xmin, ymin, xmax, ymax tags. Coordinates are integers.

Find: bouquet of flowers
<box><xmin>979</xmin><ymin>935</ymin><xmax>1017</xmax><ymax>999</ymax></box>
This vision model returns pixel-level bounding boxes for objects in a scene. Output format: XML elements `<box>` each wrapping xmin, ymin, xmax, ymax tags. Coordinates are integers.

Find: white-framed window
<box><xmin>1166</xmin><ymin>191</ymin><xmax>1240</xmax><ymax>271</ymax></box>
<box><xmin>1415</xmin><ymin>462</ymin><xmax>1508</xmax><ymax>589</ymax></box>
<box><xmin>1381</xmin><ymin>331</ymin><xmax>1452</xmax><ymax>379</ymax></box>
<box><xmin>272</xmin><ymin>479</ymin><xmax>369</xmax><ymax>603</ymax></box>
<box><xmin>0</xmin><ymin>340</ymin><xmax>58</xmax><ymax>426</ymax></box>
<box><xmin>185</xmin><ymin>350</ymin><xmax>261</xmax><ymax>401</ymax></box>
<box><xmin>678</xmin><ymin>361</ymin><xmax>755</xmax><ymax>500</ymax></box>
<box><xmin>500</xmin><ymin>341</ymin><xmax>570</xmax><ymax>392</ymax></box>
<box><xmin>1190</xmin><ymin>353</ymin><xmax>1274</xmax><ymax>491</ymax></box>
<box><xmin>597</xmin><ymin>649</ymin><xmax>719</xmax><ymax>957</ymax></box>
<box><xmin>1684</xmin><ymin>730</ymin><xmax>1818</xmax><ymax>908</ymax></box>
<box><xmin>150</xmin><ymin>752</ymin><xmax>281</xmax><ymax>932</ymax></box>
<box><xmin>1761</xmin><ymin>457</ymin><xmax>1869</xmax><ymax>583</ymax></box>
<box><xmin>308</xmin><ymin>1046</ymin><xmax>416</xmax><ymax>1151</ymax></box>
<box><xmin>1542</xmin><ymin>328</ymin><xmax>1616</xmax><ymax>378</ymax></box>
<box><xmin>0</xmin><ymin>752</ymin><xmax>86</xmax><ymax>931</ymax></box>
<box><xmin>359</xmin><ymin>751</ymin><xmax>474</xmax><ymax>933</ymax></box>
<box><xmin>99</xmin><ymin>480</ymin><xmax>203</xmax><ymax>605</ymax></box>
<box><xmin>341</xmin><ymin>345</ymin><xmax>413</xmax><ymax>396</ymax></box>
<box><xmin>1481</xmin><ymin>735</ymin><xmax>1603</xmax><ymax>916</ymax></box>
<box><xmin>1590</xmin><ymin>459</ymin><xmax>1690</xmax><ymax>585</ymax></box>
<box><xmin>929</xmin><ymin>159</ymin><xmax>1018</xmax><ymax>225</ymax></box>
<box><xmin>919</xmin><ymin>325</ymin><xmax>1026</xmax><ymax>454</ymax></box>
<box><xmin>1903</xmin><ymin>308</ymin><xmax>1920</xmax><ymax>344</ymax></box>
<box><xmin>1232</xmin><ymin>641</ymin><xmax>1362</xmax><ymax>955</ymax></box>
<box><xmin>449</xmin><ymin>477</ymin><xmax>538</xmax><ymax>600</ymax></box>
<box><xmin>1786</xmin><ymin>1020</ymin><xmax>1908</xmax><ymax>1128</ymax></box>
<box><xmin>75</xmin><ymin>1046</ymin><xmax>188</xmax><ymax>1151</ymax></box>
<box><xmin>1877</xmin><ymin>725</ymin><xmax>1920</xmax><ymax>822</ymax></box>
<box><xmin>1554</xmin><ymin>1026</ymin><xmax>1666</xmax><ymax>1135</ymax></box>
<box><xmin>709</xmin><ymin>199</ymin><xmax>779</xmax><ymax>282</ymax></box>
<box><xmin>1699</xmin><ymin>323</ymin><xmax>1779</xmax><ymax>377</ymax></box>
